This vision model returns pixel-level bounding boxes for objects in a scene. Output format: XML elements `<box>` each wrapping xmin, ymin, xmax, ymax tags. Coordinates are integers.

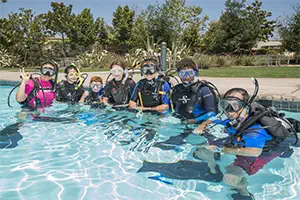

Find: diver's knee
<box><xmin>193</xmin><ymin>147</ymin><xmax>215</xmax><ymax>161</ymax></box>
<box><xmin>223</xmin><ymin>173</ymin><xmax>241</xmax><ymax>187</ymax></box>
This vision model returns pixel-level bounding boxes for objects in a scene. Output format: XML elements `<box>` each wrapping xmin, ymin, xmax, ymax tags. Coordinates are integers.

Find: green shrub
<box><xmin>193</xmin><ymin>54</ymin><xmax>268</xmax><ymax>68</ymax></box>
<box><xmin>0</xmin><ymin>48</ymin><xmax>21</xmax><ymax>68</ymax></box>
<box><xmin>253</xmin><ymin>56</ymin><xmax>268</xmax><ymax>66</ymax></box>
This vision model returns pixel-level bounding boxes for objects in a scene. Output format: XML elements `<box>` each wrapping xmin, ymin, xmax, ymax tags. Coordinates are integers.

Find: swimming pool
<box><xmin>0</xmin><ymin>85</ymin><xmax>300</xmax><ymax>200</ymax></box>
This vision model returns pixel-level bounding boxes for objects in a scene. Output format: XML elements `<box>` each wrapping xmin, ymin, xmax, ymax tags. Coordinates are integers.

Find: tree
<box><xmin>45</xmin><ymin>2</ymin><xmax>74</xmax><ymax>58</ymax></box>
<box><xmin>70</xmin><ymin>8</ymin><xmax>95</xmax><ymax>48</ymax></box>
<box><xmin>141</xmin><ymin>0</ymin><xmax>207</xmax><ymax>50</ymax></box>
<box><xmin>182</xmin><ymin>15</ymin><xmax>208</xmax><ymax>53</ymax></box>
<box><xmin>246</xmin><ymin>0</ymin><xmax>275</xmax><ymax>42</ymax></box>
<box><xmin>279</xmin><ymin>4</ymin><xmax>300</xmax><ymax>54</ymax></box>
<box><xmin>203</xmin><ymin>0</ymin><xmax>275</xmax><ymax>54</ymax></box>
<box><xmin>130</xmin><ymin>13</ymin><xmax>150</xmax><ymax>49</ymax></box>
<box><xmin>68</xmin><ymin>8</ymin><xmax>106</xmax><ymax>52</ymax></box>
<box><xmin>0</xmin><ymin>8</ymin><xmax>48</xmax><ymax>65</ymax></box>
<box><xmin>95</xmin><ymin>17</ymin><xmax>109</xmax><ymax>46</ymax></box>
<box><xmin>200</xmin><ymin>21</ymin><xmax>219</xmax><ymax>53</ymax></box>
<box><xmin>111</xmin><ymin>5</ymin><xmax>135</xmax><ymax>52</ymax></box>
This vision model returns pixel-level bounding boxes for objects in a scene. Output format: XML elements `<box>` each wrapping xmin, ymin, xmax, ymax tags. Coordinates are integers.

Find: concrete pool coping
<box><xmin>1</xmin><ymin>70</ymin><xmax>300</xmax><ymax>102</ymax></box>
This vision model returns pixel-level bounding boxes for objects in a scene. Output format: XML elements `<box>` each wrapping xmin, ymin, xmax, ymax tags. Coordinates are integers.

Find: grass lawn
<box><xmin>198</xmin><ymin>66</ymin><xmax>300</xmax><ymax>78</ymax></box>
<box><xmin>1</xmin><ymin>66</ymin><xmax>300</xmax><ymax>78</ymax></box>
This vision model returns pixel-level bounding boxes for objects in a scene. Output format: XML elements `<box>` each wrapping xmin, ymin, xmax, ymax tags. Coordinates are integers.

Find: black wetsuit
<box><xmin>55</xmin><ymin>80</ymin><xmax>85</xmax><ymax>104</ymax></box>
<box><xmin>84</xmin><ymin>89</ymin><xmax>103</xmax><ymax>105</ymax></box>
<box><xmin>102</xmin><ymin>78</ymin><xmax>135</xmax><ymax>105</ymax></box>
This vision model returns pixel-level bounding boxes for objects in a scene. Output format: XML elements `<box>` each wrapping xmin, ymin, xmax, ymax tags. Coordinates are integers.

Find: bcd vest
<box><xmin>171</xmin><ymin>81</ymin><xmax>203</xmax><ymax>119</ymax></box>
<box><xmin>138</xmin><ymin>79</ymin><xmax>165</xmax><ymax>107</ymax></box>
<box><xmin>109</xmin><ymin>79</ymin><xmax>132</xmax><ymax>105</ymax></box>
<box><xmin>84</xmin><ymin>90</ymin><xmax>101</xmax><ymax>104</ymax></box>
<box><xmin>25</xmin><ymin>78</ymin><xmax>55</xmax><ymax>108</ymax></box>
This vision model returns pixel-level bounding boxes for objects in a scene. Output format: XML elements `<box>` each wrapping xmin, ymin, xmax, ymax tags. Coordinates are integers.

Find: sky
<box><xmin>0</xmin><ymin>0</ymin><xmax>298</xmax><ymax>24</ymax></box>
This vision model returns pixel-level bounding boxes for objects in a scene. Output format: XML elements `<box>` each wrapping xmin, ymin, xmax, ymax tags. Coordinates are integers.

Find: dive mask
<box><xmin>68</xmin><ymin>72</ymin><xmax>79</xmax><ymax>77</ymax></box>
<box><xmin>90</xmin><ymin>82</ymin><xmax>102</xmax><ymax>91</ymax></box>
<box><xmin>218</xmin><ymin>96</ymin><xmax>245</xmax><ymax>114</ymax></box>
<box><xmin>141</xmin><ymin>63</ymin><xmax>156</xmax><ymax>75</ymax></box>
<box><xmin>178</xmin><ymin>69</ymin><xmax>196</xmax><ymax>79</ymax></box>
<box><xmin>41</xmin><ymin>67</ymin><xmax>56</xmax><ymax>76</ymax></box>
<box><xmin>110</xmin><ymin>67</ymin><xmax>124</xmax><ymax>75</ymax></box>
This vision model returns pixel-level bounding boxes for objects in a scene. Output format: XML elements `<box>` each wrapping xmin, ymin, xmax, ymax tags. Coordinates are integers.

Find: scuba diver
<box><xmin>16</xmin><ymin>61</ymin><xmax>58</xmax><ymax>109</ymax></box>
<box><xmin>171</xmin><ymin>58</ymin><xmax>218</xmax><ymax>123</ymax></box>
<box><xmin>79</xmin><ymin>76</ymin><xmax>103</xmax><ymax>104</ymax></box>
<box><xmin>129</xmin><ymin>58</ymin><xmax>170</xmax><ymax>112</ymax></box>
<box><xmin>192</xmin><ymin>80</ymin><xmax>300</xmax><ymax>199</ymax></box>
<box><xmin>102</xmin><ymin>61</ymin><xmax>136</xmax><ymax>107</ymax></box>
<box><xmin>55</xmin><ymin>64</ymin><xmax>86</xmax><ymax>104</ymax></box>
<box><xmin>3</xmin><ymin>61</ymin><xmax>61</xmax><ymax>149</ymax></box>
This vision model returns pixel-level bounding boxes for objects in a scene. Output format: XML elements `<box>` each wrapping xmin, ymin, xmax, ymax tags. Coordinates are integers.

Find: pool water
<box><xmin>0</xmin><ymin>85</ymin><xmax>300</xmax><ymax>200</ymax></box>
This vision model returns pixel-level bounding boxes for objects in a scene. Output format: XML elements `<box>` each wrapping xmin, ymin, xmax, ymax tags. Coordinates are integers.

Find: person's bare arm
<box><xmin>133</xmin><ymin>104</ymin><xmax>169</xmax><ymax>112</ymax></box>
<box><xmin>16</xmin><ymin>68</ymin><xmax>30</xmax><ymax>102</ymax></box>
<box><xmin>222</xmin><ymin>147</ymin><xmax>262</xmax><ymax>157</ymax></box>
<box><xmin>193</xmin><ymin>120</ymin><xmax>213</xmax><ymax>134</ymax></box>
<box><xmin>151</xmin><ymin>104</ymin><xmax>169</xmax><ymax>112</ymax></box>
<box><xmin>102</xmin><ymin>97</ymin><xmax>109</xmax><ymax>104</ymax></box>
<box><xmin>129</xmin><ymin>100</ymin><xmax>137</xmax><ymax>109</ymax></box>
<box><xmin>79</xmin><ymin>91</ymin><xmax>89</xmax><ymax>103</ymax></box>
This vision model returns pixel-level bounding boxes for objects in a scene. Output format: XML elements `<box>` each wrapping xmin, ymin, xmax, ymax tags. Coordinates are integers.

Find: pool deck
<box><xmin>1</xmin><ymin>70</ymin><xmax>300</xmax><ymax>101</ymax></box>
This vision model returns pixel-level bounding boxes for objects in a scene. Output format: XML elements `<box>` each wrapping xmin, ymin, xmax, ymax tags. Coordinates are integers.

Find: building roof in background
<box><xmin>254</xmin><ymin>40</ymin><xmax>282</xmax><ymax>50</ymax></box>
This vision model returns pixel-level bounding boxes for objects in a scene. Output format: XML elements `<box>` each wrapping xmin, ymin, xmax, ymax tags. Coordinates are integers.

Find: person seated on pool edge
<box><xmin>171</xmin><ymin>58</ymin><xmax>217</xmax><ymax>124</ymax></box>
<box><xmin>129</xmin><ymin>58</ymin><xmax>170</xmax><ymax>112</ymax></box>
<box><xmin>102</xmin><ymin>61</ymin><xmax>136</xmax><ymax>107</ymax></box>
<box><xmin>16</xmin><ymin>61</ymin><xmax>57</xmax><ymax>109</ymax></box>
<box><xmin>79</xmin><ymin>76</ymin><xmax>104</xmax><ymax>104</ymax></box>
<box><xmin>55</xmin><ymin>64</ymin><xmax>85</xmax><ymax>104</ymax></box>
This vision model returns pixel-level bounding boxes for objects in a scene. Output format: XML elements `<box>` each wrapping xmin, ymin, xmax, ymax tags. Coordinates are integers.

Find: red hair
<box><xmin>90</xmin><ymin>76</ymin><xmax>103</xmax><ymax>84</ymax></box>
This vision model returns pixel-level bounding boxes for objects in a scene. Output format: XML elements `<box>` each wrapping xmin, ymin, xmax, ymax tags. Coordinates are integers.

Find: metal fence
<box><xmin>267</xmin><ymin>55</ymin><xmax>300</xmax><ymax>66</ymax></box>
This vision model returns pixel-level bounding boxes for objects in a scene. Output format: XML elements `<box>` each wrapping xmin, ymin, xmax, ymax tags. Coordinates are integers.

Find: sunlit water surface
<box><xmin>0</xmin><ymin>85</ymin><xmax>299</xmax><ymax>200</ymax></box>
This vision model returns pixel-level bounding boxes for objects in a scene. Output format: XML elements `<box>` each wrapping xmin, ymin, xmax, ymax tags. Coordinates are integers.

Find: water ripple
<box><xmin>1</xmin><ymin>86</ymin><xmax>300</xmax><ymax>200</ymax></box>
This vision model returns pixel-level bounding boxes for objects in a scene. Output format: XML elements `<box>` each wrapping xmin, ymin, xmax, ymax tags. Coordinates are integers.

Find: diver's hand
<box><xmin>193</xmin><ymin>123</ymin><xmax>207</xmax><ymax>135</ymax></box>
<box><xmin>184</xmin><ymin>119</ymin><xmax>198</xmax><ymax>124</ymax></box>
<box><xmin>136</xmin><ymin>107</ymin><xmax>151</xmax><ymax>111</ymax></box>
<box><xmin>193</xmin><ymin>120</ymin><xmax>212</xmax><ymax>135</ymax></box>
<box><xmin>207</xmin><ymin>145</ymin><xmax>219</xmax><ymax>151</ymax></box>
<box><xmin>19</xmin><ymin>68</ymin><xmax>31</xmax><ymax>82</ymax></box>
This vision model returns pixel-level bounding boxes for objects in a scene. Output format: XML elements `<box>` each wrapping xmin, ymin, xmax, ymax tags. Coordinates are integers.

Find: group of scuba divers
<box><xmin>6</xmin><ymin>57</ymin><xmax>300</xmax><ymax>199</ymax></box>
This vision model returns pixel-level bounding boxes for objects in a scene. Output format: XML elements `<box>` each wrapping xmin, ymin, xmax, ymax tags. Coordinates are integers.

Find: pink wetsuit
<box><xmin>24</xmin><ymin>79</ymin><xmax>56</xmax><ymax>108</ymax></box>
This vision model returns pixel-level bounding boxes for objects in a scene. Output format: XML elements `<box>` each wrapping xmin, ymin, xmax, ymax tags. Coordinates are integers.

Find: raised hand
<box><xmin>19</xmin><ymin>68</ymin><xmax>31</xmax><ymax>82</ymax></box>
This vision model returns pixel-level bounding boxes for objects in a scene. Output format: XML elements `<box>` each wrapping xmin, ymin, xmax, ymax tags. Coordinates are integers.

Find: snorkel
<box><xmin>248</xmin><ymin>77</ymin><xmax>259</xmax><ymax>105</ymax></box>
<box><xmin>52</xmin><ymin>61</ymin><xmax>59</xmax><ymax>90</ymax></box>
<box><xmin>8</xmin><ymin>72</ymin><xmax>41</xmax><ymax>108</ymax></box>
<box><xmin>66</xmin><ymin>63</ymin><xmax>88</xmax><ymax>90</ymax></box>
<box><xmin>72</xmin><ymin>64</ymin><xmax>88</xmax><ymax>90</ymax></box>
<box><xmin>122</xmin><ymin>68</ymin><xmax>129</xmax><ymax>85</ymax></box>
